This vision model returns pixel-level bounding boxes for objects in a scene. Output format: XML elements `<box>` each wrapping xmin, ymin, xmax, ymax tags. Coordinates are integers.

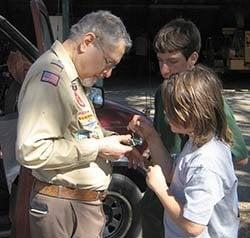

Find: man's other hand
<box><xmin>98</xmin><ymin>135</ymin><xmax>133</xmax><ymax>160</ymax></box>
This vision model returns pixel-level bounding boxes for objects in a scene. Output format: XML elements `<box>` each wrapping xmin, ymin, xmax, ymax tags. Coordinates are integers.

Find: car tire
<box><xmin>103</xmin><ymin>173</ymin><xmax>143</xmax><ymax>238</ymax></box>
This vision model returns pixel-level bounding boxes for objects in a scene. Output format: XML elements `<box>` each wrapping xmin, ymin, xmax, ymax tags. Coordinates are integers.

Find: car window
<box><xmin>0</xmin><ymin>34</ymin><xmax>32</xmax><ymax>115</ymax></box>
<box><xmin>40</xmin><ymin>10</ymin><xmax>54</xmax><ymax>50</ymax></box>
<box><xmin>31</xmin><ymin>0</ymin><xmax>54</xmax><ymax>53</ymax></box>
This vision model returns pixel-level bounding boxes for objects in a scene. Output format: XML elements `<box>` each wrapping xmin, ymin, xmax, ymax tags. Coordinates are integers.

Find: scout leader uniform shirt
<box><xmin>16</xmin><ymin>41</ymin><xmax>111</xmax><ymax>191</ymax></box>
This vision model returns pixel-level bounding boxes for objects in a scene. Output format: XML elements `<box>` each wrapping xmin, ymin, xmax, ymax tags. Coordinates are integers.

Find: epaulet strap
<box><xmin>50</xmin><ymin>59</ymin><xmax>64</xmax><ymax>73</ymax></box>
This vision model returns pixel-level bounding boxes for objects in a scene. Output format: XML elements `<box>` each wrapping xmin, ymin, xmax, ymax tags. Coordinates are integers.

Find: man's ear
<box><xmin>79</xmin><ymin>32</ymin><xmax>96</xmax><ymax>53</ymax></box>
<box><xmin>188</xmin><ymin>51</ymin><xmax>199</xmax><ymax>67</ymax></box>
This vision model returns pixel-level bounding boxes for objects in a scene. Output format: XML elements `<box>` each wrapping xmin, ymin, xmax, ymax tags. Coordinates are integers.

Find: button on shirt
<box><xmin>16</xmin><ymin>41</ymin><xmax>112</xmax><ymax>190</ymax></box>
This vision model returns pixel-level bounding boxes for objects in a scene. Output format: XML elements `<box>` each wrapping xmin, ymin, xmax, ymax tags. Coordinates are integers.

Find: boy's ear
<box><xmin>188</xmin><ymin>51</ymin><xmax>199</xmax><ymax>66</ymax></box>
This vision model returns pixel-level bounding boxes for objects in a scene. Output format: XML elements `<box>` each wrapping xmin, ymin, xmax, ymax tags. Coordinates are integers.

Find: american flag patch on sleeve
<box><xmin>41</xmin><ymin>71</ymin><xmax>60</xmax><ymax>86</ymax></box>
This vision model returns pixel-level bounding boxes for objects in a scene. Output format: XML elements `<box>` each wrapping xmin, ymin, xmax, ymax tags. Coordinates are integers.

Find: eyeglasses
<box><xmin>98</xmin><ymin>43</ymin><xmax>117</xmax><ymax>71</ymax></box>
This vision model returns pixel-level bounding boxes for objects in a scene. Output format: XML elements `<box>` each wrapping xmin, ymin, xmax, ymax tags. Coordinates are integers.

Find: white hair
<box><xmin>69</xmin><ymin>10</ymin><xmax>132</xmax><ymax>52</ymax></box>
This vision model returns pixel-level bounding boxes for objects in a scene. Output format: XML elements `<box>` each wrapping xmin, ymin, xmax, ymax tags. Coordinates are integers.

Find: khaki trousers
<box><xmin>29</xmin><ymin>190</ymin><xmax>106</xmax><ymax>238</ymax></box>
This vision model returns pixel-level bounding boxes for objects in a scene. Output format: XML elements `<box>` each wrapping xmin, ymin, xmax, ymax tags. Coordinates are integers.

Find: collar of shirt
<box><xmin>50</xmin><ymin>40</ymin><xmax>78</xmax><ymax>82</ymax></box>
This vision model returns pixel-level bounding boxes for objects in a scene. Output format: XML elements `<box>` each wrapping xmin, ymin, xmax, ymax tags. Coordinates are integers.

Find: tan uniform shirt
<box><xmin>16</xmin><ymin>41</ymin><xmax>112</xmax><ymax>190</ymax></box>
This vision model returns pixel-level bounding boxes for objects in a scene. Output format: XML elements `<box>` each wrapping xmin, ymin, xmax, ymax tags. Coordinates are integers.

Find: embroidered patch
<box><xmin>74</xmin><ymin>92</ymin><xmax>85</xmax><ymax>107</ymax></box>
<box><xmin>71</xmin><ymin>82</ymin><xmax>78</xmax><ymax>91</ymax></box>
<box><xmin>78</xmin><ymin>111</ymin><xmax>96</xmax><ymax>127</ymax></box>
<box><xmin>78</xmin><ymin>111</ymin><xmax>94</xmax><ymax>121</ymax></box>
<box><xmin>41</xmin><ymin>71</ymin><xmax>60</xmax><ymax>86</ymax></box>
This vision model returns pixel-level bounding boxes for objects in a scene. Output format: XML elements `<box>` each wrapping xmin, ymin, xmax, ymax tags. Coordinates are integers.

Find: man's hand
<box><xmin>98</xmin><ymin>135</ymin><xmax>133</xmax><ymax>160</ymax></box>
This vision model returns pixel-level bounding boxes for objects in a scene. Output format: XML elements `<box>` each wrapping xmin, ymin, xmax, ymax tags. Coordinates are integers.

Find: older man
<box><xmin>16</xmin><ymin>10</ymin><xmax>133</xmax><ymax>238</ymax></box>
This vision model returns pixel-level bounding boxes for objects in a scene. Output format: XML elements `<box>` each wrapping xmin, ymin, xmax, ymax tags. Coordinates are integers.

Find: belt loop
<box><xmin>58</xmin><ymin>185</ymin><xmax>63</xmax><ymax>197</ymax></box>
<box><xmin>96</xmin><ymin>191</ymin><xmax>100</xmax><ymax>200</ymax></box>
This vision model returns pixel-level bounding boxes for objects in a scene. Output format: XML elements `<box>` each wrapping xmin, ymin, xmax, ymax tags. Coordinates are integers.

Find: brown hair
<box><xmin>154</xmin><ymin>18</ymin><xmax>201</xmax><ymax>59</ymax></box>
<box><xmin>162</xmin><ymin>64</ymin><xmax>232</xmax><ymax>147</ymax></box>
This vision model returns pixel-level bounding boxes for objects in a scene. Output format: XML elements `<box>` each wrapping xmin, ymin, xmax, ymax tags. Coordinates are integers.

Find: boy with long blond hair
<box><xmin>128</xmin><ymin>65</ymin><xmax>239</xmax><ymax>237</ymax></box>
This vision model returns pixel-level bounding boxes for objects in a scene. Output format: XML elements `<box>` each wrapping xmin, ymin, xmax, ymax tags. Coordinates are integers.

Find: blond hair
<box><xmin>162</xmin><ymin>64</ymin><xmax>232</xmax><ymax>147</ymax></box>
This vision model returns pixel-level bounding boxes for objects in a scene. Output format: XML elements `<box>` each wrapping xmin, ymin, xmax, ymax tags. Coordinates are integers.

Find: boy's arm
<box><xmin>155</xmin><ymin>186</ymin><xmax>206</xmax><ymax>237</ymax></box>
<box><xmin>223</xmin><ymin>99</ymin><xmax>249</xmax><ymax>167</ymax></box>
<box><xmin>147</xmin><ymin>165</ymin><xmax>205</xmax><ymax>237</ymax></box>
<box><xmin>146</xmin><ymin>131</ymin><xmax>174</xmax><ymax>183</ymax></box>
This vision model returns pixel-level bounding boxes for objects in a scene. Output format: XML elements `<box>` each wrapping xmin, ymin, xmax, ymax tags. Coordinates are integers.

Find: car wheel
<box><xmin>103</xmin><ymin>173</ymin><xmax>143</xmax><ymax>238</ymax></box>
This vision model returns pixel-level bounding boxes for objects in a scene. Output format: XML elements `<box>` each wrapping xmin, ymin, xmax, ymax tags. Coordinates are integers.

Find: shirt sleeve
<box><xmin>101</xmin><ymin>128</ymin><xmax>118</xmax><ymax>137</ymax></box>
<box><xmin>16</xmin><ymin>69</ymin><xmax>99</xmax><ymax>171</ymax></box>
<box><xmin>223</xmin><ymin>98</ymin><xmax>248</xmax><ymax>161</ymax></box>
<box><xmin>182</xmin><ymin>166</ymin><xmax>225</xmax><ymax>225</ymax></box>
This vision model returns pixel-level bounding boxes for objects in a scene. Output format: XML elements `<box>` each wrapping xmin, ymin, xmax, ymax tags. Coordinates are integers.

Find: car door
<box><xmin>2</xmin><ymin>2</ymin><xmax>54</xmax><ymax>237</ymax></box>
<box><xmin>13</xmin><ymin>2</ymin><xmax>54</xmax><ymax>237</ymax></box>
<box><xmin>0</xmin><ymin>16</ymin><xmax>38</xmax><ymax>183</ymax></box>
<box><xmin>0</xmin><ymin>12</ymin><xmax>39</xmax><ymax>238</ymax></box>
<box><xmin>0</xmin><ymin>15</ymin><xmax>39</xmax><ymax>62</ymax></box>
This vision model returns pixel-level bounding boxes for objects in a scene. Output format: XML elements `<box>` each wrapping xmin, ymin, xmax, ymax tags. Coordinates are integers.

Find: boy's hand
<box><xmin>146</xmin><ymin>165</ymin><xmax>168</xmax><ymax>193</ymax></box>
<box><xmin>127</xmin><ymin>115</ymin><xmax>156</xmax><ymax>141</ymax></box>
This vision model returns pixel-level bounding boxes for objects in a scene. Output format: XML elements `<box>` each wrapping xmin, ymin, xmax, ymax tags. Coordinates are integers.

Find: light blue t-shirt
<box><xmin>164</xmin><ymin>137</ymin><xmax>239</xmax><ymax>238</ymax></box>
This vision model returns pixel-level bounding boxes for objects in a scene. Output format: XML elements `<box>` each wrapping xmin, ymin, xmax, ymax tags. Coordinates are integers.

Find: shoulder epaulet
<box><xmin>50</xmin><ymin>59</ymin><xmax>64</xmax><ymax>72</ymax></box>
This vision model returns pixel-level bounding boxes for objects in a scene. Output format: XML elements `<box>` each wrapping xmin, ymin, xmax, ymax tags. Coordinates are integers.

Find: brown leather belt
<box><xmin>33</xmin><ymin>179</ymin><xmax>107</xmax><ymax>201</ymax></box>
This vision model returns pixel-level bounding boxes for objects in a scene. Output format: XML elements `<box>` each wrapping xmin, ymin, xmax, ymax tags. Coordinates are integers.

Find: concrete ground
<box><xmin>105</xmin><ymin>75</ymin><xmax>250</xmax><ymax>237</ymax></box>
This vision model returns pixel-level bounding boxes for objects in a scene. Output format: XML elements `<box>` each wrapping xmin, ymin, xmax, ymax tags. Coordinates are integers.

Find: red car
<box><xmin>0</xmin><ymin>1</ymin><xmax>147</xmax><ymax>237</ymax></box>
